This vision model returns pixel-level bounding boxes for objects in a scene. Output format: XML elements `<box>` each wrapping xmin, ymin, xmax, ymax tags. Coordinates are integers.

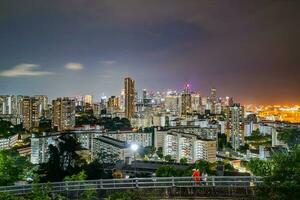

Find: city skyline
<box><xmin>1</xmin><ymin>0</ymin><xmax>300</xmax><ymax>105</ymax></box>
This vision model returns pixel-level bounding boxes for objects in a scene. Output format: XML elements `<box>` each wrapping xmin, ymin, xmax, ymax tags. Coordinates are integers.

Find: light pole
<box><xmin>131</xmin><ymin>143</ymin><xmax>139</xmax><ymax>177</ymax></box>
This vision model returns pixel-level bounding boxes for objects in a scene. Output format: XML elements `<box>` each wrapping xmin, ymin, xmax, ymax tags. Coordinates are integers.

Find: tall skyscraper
<box><xmin>230</xmin><ymin>103</ymin><xmax>245</xmax><ymax>150</ymax></box>
<box><xmin>22</xmin><ymin>96</ymin><xmax>41</xmax><ymax>131</ymax></box>
<box><xmin>52</xmin><ymin>97</ymin><xmax>75</xmax><ymax>131</ymax></box>
<box><xmin>191</xmin><ymin>93</ymin><xmax>201</xmax><ymax>113</ymax></box>
<box><xmin>181</xmin><ymin>84</ymin><xmax>192</xmax><ymax>116</ymax></box>
<box><xmin>210</xmin><ymin>87</ymin><xmax>217</xmax><ymax>114</ymax></box>
<box><xmin>124</xmin><ymin>77</ymin><xmax>135</xmax><ymax>118</ymax></box>
<box><xmin>210</xmin><ymin>87</ymin><xmax>217</xmax><ymax>103</ymax></box>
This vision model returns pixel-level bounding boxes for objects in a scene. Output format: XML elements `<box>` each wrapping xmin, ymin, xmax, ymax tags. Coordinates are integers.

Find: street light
<box><xmin>131</xmin><ymin>143</ymin><xmax>139</xmax><ymax>177</ymax></box>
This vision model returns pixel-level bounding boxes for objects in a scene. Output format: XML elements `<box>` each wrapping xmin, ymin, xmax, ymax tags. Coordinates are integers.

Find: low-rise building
<box><xmin>92</xmin><ymin>136</ymin><xmax>132</xmax><ymax>162</ymax></box>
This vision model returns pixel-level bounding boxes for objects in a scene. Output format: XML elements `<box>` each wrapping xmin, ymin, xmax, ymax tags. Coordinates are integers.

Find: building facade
<box><xmin>52</xmin><ymin>97</ymin><xmax>76</xmax><ymax>131</ymax></box>
<box><xmin>124</xmin><ymin>77</ymin><xmax>135</xmax><ymax>118</ymax></box>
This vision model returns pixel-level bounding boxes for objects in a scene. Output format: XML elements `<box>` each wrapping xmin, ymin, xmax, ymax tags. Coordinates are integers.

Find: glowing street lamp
<box><xmin>131</xmin><ymin>143</ymin><xmax>139</xmax><ymax>177</ymax></box>
<box><xmin>131</xmin><ymin>143</ymin><xmax>139</xmax><ymax>152</ymax></box>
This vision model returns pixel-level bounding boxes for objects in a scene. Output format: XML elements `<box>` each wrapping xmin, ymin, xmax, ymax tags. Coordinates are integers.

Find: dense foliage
<box><xmin>278</xmin><ymin>128</ymin><xmax>300</xmax><ymax>148</ymax></box>
<box><xmin>247</xmin><ymin>158</ymin><xmax>273</xmax><ymax>176</ymax></box>
<box><xmin>38</xmin><ymin>134</ymin><xmax>85</xmax><ymax>182</ymax></box>
<box><xmin>217</xmin><ymin>133</ymin><xmax>232</xmax><ymax>150</ymax></box>
<box><xmin>156</xmin><ymin>165</ymin><xmax>191</xmax><ymax>177</ymax></box>
<box><xmin>0</xmin><ymin>119</ymin><xmax>24</xmax><ymax>137</ymax></box>
<box><xmin>245</xmin><ymin>129</ymin><xmax>271</xmax><ymax>147</ymax></box>
<box><xmin>38</xmin><ymin>135</ymin><xmax>118</xmax><ymax>182</ymax></box>
<box><xmin>75</xmin><ymin>115</ymin><xmax>131</xmax><ymax>131</ymax></box>
<box><xmin>0</xmin><ymin>150</ymin><xmax>32</xmax><ymax>186</ymax></box>
<box><xmin>247</xmin><ymin>145</ymin><xmax>300</xmax><ymax>199</ymax></box>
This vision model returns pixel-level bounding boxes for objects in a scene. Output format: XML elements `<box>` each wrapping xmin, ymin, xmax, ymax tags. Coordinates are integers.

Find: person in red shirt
<box><xmin>192</xmin><ymin>169</ymin><xmax>201</xmax><ymax>186</ymax></box>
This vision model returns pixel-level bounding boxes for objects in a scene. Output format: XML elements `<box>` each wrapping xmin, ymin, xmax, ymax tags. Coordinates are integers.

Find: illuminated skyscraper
<box><xmin>230</xmin><ymin>103</ymin><xmax>245</xmax><ymax>150</ymax></box>
<box><xmin>107</xmin><ymin>96</ymin><xmax>120</xmax><ymax>113</ymax></box>
<box><xmin>84</xmin><ymin>95</ymin><xmax>93</xmax><ymax>105</ymax></box>
<box><xmin>22</xmin><ymin>96</ymin><xmax>41</xmax><ymax>131</ymax></box>
<box><xmin>0</xmin><ymin>95</ymin><xmax>24</xmax><ymax>116</ymax></box>
<box><xmin>34</xmin><ymin>95</ymin><xmax>48</xmax><ymax>116</ymax></box>
<box><xmin>181</xmin><ymin>84</ymin><xmax>191</xmax><ymax>116</ymax></box>
<box><xmin>191</xmin><ymin>93</ymin><xmax>201</xmax><ymax>112</ymax></box>
<box><xmin>210</xmin><ymin>87</ymin><xmax>217</xmax><ymax>103</ymax></box>
<box><xmin>165</xmin><ymin>94</ymin><xmax>180</xmax><ymax>113</ymax></box>
<box><xmin>124</xmin><ymin>77</ymin><xmax>135</xmax><ymax>118</ymax></box>
<box><xmin>52</xmin><ymin>97</ymin><xmax>75</xmax><ymax>131</ymax></box>
<box><xmin>210</xmin><ymin>87</ymin><xmax>217</xmax><ymax>114</ymax></box>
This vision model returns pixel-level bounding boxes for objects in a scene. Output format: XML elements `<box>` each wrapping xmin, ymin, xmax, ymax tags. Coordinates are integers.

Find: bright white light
<box><xmin>130</xmin><ymin>143</ymin><xmax>139</xmax><ymax>152</ymax></box>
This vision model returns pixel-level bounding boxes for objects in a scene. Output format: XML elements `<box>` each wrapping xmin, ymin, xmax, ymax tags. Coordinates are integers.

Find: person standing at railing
<box><xmin>192</xmin><ymin>169</ymin><xmax>201</xmax><ymax>186</ymax></box>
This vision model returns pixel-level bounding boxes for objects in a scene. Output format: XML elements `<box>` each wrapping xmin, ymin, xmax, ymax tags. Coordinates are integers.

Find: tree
<box><xmin>76</xmin><ymin>114</ymin><xmax>97</xmax><ymax>126</ymax></box>
<box><xmin>0</xmin><ymin>193</ymin><xmax>19</xmax><ymax>200</ymax></box>
<box><xmin>0</xmin><ymin>150</ymin><xmax>31</xmax><ymax>186</ymax></box>
<box><xmin>38</xmin><ymin>117</ymin><xmax>52</xmax><ymax>133</ymax></box>
<box><xmin>156</xmin><ymin>166</ymin><xmax>177</xmax><ymax>177</ymax></box>
<box><xmin>246</xmin><ymin>158</ymin><xmax>273</xmax><ymax>176</ymax></box>
<box><xmin>164</xmin><ymin>155</ymin><xmax>174</xmax><ymax>163</ymax></box>
<box><xmin>139</xmin><ymin>146</ymin><xmax>156</xmax><ymax>159</ymax></box>
<box><xmin>278</xmin><ymin>128</ymin><xmax>300</xmax><ymax>148</ymax></box>
<box><xmin>239</xmin><ymin>143</ymin><xmax>250</xmax><ymax>153</ymax></box>
<box><xmin>38</xmin><ymin>135</ymin><xmax>85</xmax><ymax>182</ymax></box>
<box><xmin>84</xmin><ymin>149</ymin><xmax>119</xmax><ymax>180</ymax></box>
<box><xmin>93</xmin><ymin>149</ymin><xmax>119</xmax><ymax>165</ymax></box>
<box><xmin>156</xmin><ymin>165</ymin><xmax>191</xmax><ymax>177</ymax></box>
<box><xmin>195</xmin><ymin>160</ymin><xmax>209</xmax><ymax>172</ymax></box>
<box><xmin>180</xmin><ymin>157</ymin><xmax>188</xmax><ymax>165</ymax></box>
<box><xmin>64</xmin><ymin>170</ymin><xmax>87</xmax><ymax>181</ymax></box>
<box><xmin>156</xmin><ymin>147</ymin><xmax>163</xmax><ymax>159</ymax></box>
<box><xmin>217</xmin><ymin>133</ymin><xmax>231</xmax><ymax>150</ymax></box>
<box><xmin>81</xmin><ymin>189</ymin><xmax>99</xmax><ymax>200</ymax></box>
<box><xmin>98</xmin><ymin>117</ymin><xmax>131</xmax><ymax>131</ymax></box>
<box><xmin>58</xmin><ymin>135</ymin><xmax>84</xmax><ymax>171</ymax></box>
<box><xmin>28</xmin><ymin>183</ymin><xmax>52</xmax><ymax>200</ymax></box>
<box><xmin>0</xmin><ymin>119</ymin><xmax>13</xmax><ymax>137</ymax></box>
<box><xmin>255</xmin><ymin>145</ymin><xmax>300</xmax><ymax>199</ymax></box>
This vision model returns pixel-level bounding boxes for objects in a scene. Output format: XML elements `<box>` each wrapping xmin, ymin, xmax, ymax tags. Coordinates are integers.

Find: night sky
<box><xmin>0</xmin><ymin>0</ymin><xmax>299</xmax><ymax>104</ymax></box>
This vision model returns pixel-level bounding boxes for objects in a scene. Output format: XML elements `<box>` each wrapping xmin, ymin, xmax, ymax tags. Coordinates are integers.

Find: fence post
<box><xmin>100</xmin><ymin>179</ymin><xmax>103</xmax><ymax>189</ymax></box>
<box><xmin>172</xmin><ymin>177</ymin><xmax>175</xmax><ymax>187</ymax></box>
<box><xmin>135</xmin><ymin>178</ymin><xmax>139</xmax><ymax>188</ymax></box>
<box><xmin>212</xmin><ymin>176</ymin><xmax>215</xmax><ymax>186</ymax></box>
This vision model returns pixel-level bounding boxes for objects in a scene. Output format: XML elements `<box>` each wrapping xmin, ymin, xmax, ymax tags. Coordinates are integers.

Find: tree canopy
<box><xmin>0</xmin><ymin>150</ymin><xmax>31</xmax><ymax>186</ymax></box>
<box><xmin>278</xmin><ymin>128</ymin><xmax>300</xmax><ymax>148</ymax></box>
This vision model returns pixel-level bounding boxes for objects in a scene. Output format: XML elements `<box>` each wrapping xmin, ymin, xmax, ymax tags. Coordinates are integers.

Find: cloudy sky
<box><xmin>0</xmin><ymin>0</ymin><xmax>299</xmax><ymax>104</ymax></box>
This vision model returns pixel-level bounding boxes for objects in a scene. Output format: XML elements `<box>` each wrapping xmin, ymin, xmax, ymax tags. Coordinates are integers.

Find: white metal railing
<box><xmin>0</xmin><ymin>176</ymin><xmax>262</xmax><ymax>195</ymax></box>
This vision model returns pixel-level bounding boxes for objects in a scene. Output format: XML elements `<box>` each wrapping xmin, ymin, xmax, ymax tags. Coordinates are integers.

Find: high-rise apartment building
<box><xmin>163</xmin><ymin>131</ymin><xmax>217</xmax><ymax>163</ymax></box>
<box><xmin>34</xmin><ymin>95</ymin><xmax>49</xmax><ymax>116</ymax></box>
<box><xmin>194</xmin><ymin>139</ymin><xmax>216</xmax><ymax>162</ymax></box>
<box><xmin>210</xmin><ymin>87</ymin><xmax>218</xmax><ymax>114</ymax></box>
<box><xmin>107</xmin><ymin>96</ymin><xmax>120</xmax><ymax>113</ymax></box>
<box><xmin>165</xmin><ymin>94</ymin><xmax>180</xmax><ymax>113</ymax></box>
<box><xmin>124</xmin><ymin>77</ymin><xmax>135</xmax><ymax>118</ymax></box>
<box><xmin>191</xmin><ymin>93</ymin><xmax>201</xmax><ymax>113</ymax></box>
<box><xmin>52</xmin><ymin>97</ymin><xmax>75</xmax><ymax>131</ymax></box>
<box><xmin>84</xmin><ymin>95</ymin><xmax>93</xmax><ymax>105</ymax></box>
<box><xmin>230</xmin><ymin>103</ymin><xmax>244</xmax><ymax>150</ymax></box>
<box><xmin>181</xmin><ymin>84</ymin><xmax>191</xmax><ymax>116</ymax></box>
<box><xmin>0</xmin><ymin>95</ymin><xmax>24</xmax><ymax>116</ymax></box>
<box><xmin>22</xmin><ymin>96</ymin><xmax>41</xmax><ymax>131</ymax></box>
